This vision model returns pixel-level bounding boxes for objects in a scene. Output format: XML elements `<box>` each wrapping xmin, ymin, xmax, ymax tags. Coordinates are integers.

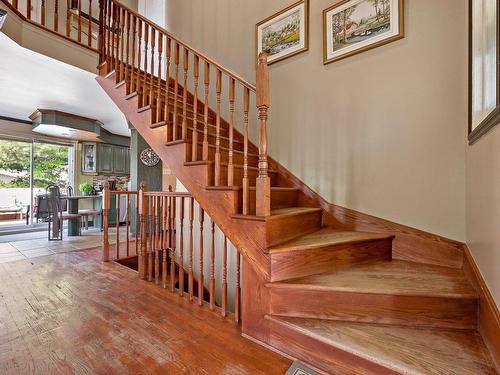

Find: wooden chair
<box><xmin>47</xmin><ymin>185</ymin><xmax>82</xmax><ymax>240</ymax></box>
<box><xmin>78</xmin><ymin>208</ymin><xmax>103</xmax><ymax>231</ymax></box>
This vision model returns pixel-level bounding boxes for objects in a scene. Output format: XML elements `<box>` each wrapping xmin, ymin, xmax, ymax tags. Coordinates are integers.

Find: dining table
<box><xmin>66</xmin><ymin>195</ymin><xmax>102</xmax><ymax>236</ymax></box>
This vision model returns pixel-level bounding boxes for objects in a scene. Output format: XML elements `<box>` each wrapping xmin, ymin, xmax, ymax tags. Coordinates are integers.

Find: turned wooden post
<box><xmin>98</xmin><ymin>0</ymin><xmax>104</xmax><ymax>62</ymax></box>
<box><xmin>255</xmin><ymin>52</ymin><xmax>271</xmax><ymax>217</ymax></box>
<box><xmin>77</xmin><ymin>0</ymin><xmax>82</xmax><ymax>42</ymax></box>
<box><xmin>202</xmin><ymin>61</ymin><xmax>210</xmax><ymax>160</ymax></box>
<box><xmin>102</xmin><ymin>182</ymin><xmax>110</xmax><ymax>262</ymax></box>
<box><xmin>66</xmin><ymin>0</ymin><xmax>71</xmax><ymax>37</ymax></box>
<box><xmin>242</xmin><ymin>87</ymin><xmax>250</xmax><ymax>215</ymax></box>
<box><xmin>54</xmin><ymin>0</ymin><xmax>59</xmax><ymax>32</ymax></box>
<box><xmin>41</xmin><ymin>0</ymin><xmax>46</xmax><ymax>26</ymax></box>
<box><xmin>27</xmin><ymin>0</ymin><xmax>32</xmax><ymax>19</ymax></box>
<box><xmin>139</xmin><ymin>181</ymin><xmax>148</xmax><ymax>279</ymax></box>
<box><xmin>191</xmin><ymin>55</ymin><xmax>200</xmax><ymax>161</ymax></box>
<box><xmin>182</xmin><ymin>48</ymin><xmax>189</xmax><ymax>140</ymax></box>
<box><xmin>214</xmin><ymin>69</ymin><xmax>222</xmax><ymax>186</ymax></box>
<box><xmin>227</xmin><ymin>78</ymin><xmax>235</xmax><ymax>186</ymax></box>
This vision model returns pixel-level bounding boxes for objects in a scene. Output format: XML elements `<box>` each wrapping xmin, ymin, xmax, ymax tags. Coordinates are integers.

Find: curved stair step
<box><xmin>265</xmin><ymin>316</ymin><xmax>496</xmax><ymax>375</ymax></box>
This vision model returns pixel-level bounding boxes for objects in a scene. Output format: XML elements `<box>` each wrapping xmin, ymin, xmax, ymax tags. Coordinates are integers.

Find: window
<box><xmin>469</xmin><ymin>0</ymin><xmax>500</xmax><ymax>144</ymax></box>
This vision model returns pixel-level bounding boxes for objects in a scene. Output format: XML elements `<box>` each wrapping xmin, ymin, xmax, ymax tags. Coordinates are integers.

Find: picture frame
<box><xmin>81</xmin><ymin>142</ymin><xmax>97</xmax><ymax>174</ymax></box>
<box><xmin>323</xmin><ymin>0</ymin><xmax>404</xmax><ymax>64</ymax></box>
<box><xmin>256</xmin><ymin>0</ymin><xmax>309</xmax><ymax>65</ymax></box>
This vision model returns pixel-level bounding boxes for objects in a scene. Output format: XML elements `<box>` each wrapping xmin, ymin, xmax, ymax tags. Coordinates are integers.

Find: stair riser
<box><xmin>211</xmin><ymin>166</ymin><xmax>278</xmax><ymax>187</ymax></box>
<box><xmin>270</xmin><ymin>239</ymin><xmax>393</xmax><ymax>282</ymax></box>
<box><xmin>238</xmin><ymin>189</ymin><xmax>299</xmax><ymax>216</ymax></box>
<box><xmin>269</xmin><ymin>288</ymin><xmax>478</xmax><ymax>330</ymax></box>
<box><xmin>266</xmin><ymin>317</ymin><xmax>398</xmax><ymax>375</ymax></box>
<box><xmin>189</xmin><ymin>143</ymin><xmax>259</xmax><ymax>166</ymax></box>
<box><xmin>266</xmin><ymin>211</ymin><xmax>322</xmax><ymax>248</ymax></box>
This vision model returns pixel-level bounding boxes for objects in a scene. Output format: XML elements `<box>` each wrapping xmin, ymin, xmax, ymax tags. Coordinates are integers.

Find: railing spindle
<box><xmin>139</xmin><ymin>182</ymin><xmax>148</xmax><ymax>279</ymax></box>
<box><xmin>135</xmin><ymin>19</ymin><xmax>142</xmax><ymax>97</ymax></box>
<box><xmin>115</xmin><ymin>192</ymin><xmax>120</xmax><ymax>259</ymax></box>
<box><xmin>135</xmin><ymin>192</ymin><xmax>139</xmax><ymax>256</ymax></box>
<box><xmin>228</xmin><ymin>78</ymin><xmax>235</xmax><ymax>186</ymax></box>
<box><xmin>41</xmin><ymin>0</ymin><xmax>46</xmax><ymax>26</ymax></box>
<box><xmin>141</xmin><ymin>23</ymin><xmax>149</xmax><ymax>107</ymax></box>
<box><xmin>188</xmin><ymin>197</ymin><xmax>194</xmax><ymax>301</ymax></box>
<box><xmin>242</xmin><ymin>88</ymin><xmax>250</xmax><ymax>215</ymax></box>
<box><xmin>169</xmin><ymin>195</ymin><xmax>176</xmax><ymax>292</ymax></box>
<box><xmin>214</xmin><ymin>69</ymin><xmax>222</xmax><ymax>186</ymax></box>
<box><xmin>126</xmin><ymin>194</ymin><xmax>130</xmax><ymax>256</ymax></box>
<box><xmin>172</xmin><ymin>42</ymin><xmax>180</xmax><ymax>141</ymax></box>
<box><xmin>54</xmin><ymin>0</ymin><xmax>59</xmax><ymax>32</ymax></box>
<box><xmin>182</xmin><ymin>48</ymin><xmax>189</xmax><ymax>140</ymax></box>
<box><xmin>191</xmin><ymin>56</ymin><xmax>200</xmax><ymax>161</ymax></box>
<box><xmin>77</xmin><ymin>0</ymin><xmax>82</xmax><ymax>42</ymax></box>
<box><xmin>154</xmin><ymin>196</ymin><xmax>160</xmax><ymax>285</ymax></box>
<box><xmin>12</xmin><ymin>0</ymin><xmax>18</xmax><ymax>10</ymax></box>
<box><xmin>105</xmin><ymin>0</ymin><xmax>111</xmax><ymax>66</ymax></box>
<box><xmin>88</xmin><ymin>0</ymin><xmax>93</xmax><ymax>47</ymax></box>
<box><xmin>128</xmin><ymin>15</ymin><xmax>136</xmax><ymax>95</ymax></box>
<box><xmin>209</xmin><ymin>220</ymin><xmax>216</xmax><ymax>311</ymax></box>
<box><xmin>178</xmin><ymin>197</ymin><xmax>185</xmax><ymax>296</ymax></box>
<box><xmin>148</xmin><ymin>195</ymin><xmax>153</xmax><ymax>282</ymax></box>
<box><xmin>124</xmin><ymin>10</ymin><xmax>130</xmax><ymax>87</ymax></box>
<box><xmin>198</xmin><ymin>207</ymin><xmax>204</xmax><ymax>306</ymax></box>
<box><xmin>66</xmin><ymin>0</ymin><xmax>71</xmax><ymax>37</ymax></box>
<box><xmin>149</xmin><ymin>28</ymin><xmax>156</xmax><ymax>115</ymax></box>
<box><xmin>102</xmin><ymin>183</ymin><xmax>110</xmax><ymax>262</ymax></box>
<box><xmin>156</xmin><ymin>33</ymin><xmax>163</xmax><ymax>124</ymax></box>
<box><xmin>27</xmin><ymin>0</ymin><xmax>31</xmax><ymax>19</ymax></box>
<box><xmin>164</xmin><ymin>37</ymin><xmax>172</xmax><ymax>140</ymax></box>
<box><xmin>221</xmin><ymin>236</ymin><xmax>227</xmax><ymax>317</ymax></box>
<box><xmin>162</xmin><ymin>195</ymin><xmax>168</xmax><ymax>288</ymax></box>
<box><xmin>118</xmin><ymin>7</ymin><xmax>125</xmax><ymax>83</ymax></box>
<box><xmin>202</xmin><ymin>62</ymin><xmax>210</xmax><ymax>160</ymax></box>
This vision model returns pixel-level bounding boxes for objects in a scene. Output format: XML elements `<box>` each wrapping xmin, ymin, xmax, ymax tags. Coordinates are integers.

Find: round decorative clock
<box><xmin>140</xmin><ymin>148</ymin><xmax>160</xmax><ymax>167</ymax></box>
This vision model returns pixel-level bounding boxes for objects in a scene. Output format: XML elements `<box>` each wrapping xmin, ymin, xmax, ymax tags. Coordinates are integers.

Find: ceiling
<box><xmin>0</xmin><ymin>32</ymin><xmax>129</xmax><ymax>136</ymax></box>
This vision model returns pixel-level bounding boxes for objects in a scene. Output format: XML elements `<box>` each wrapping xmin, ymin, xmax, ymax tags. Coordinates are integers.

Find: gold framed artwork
<box><xmin>256</xmin><ymin>0</ymin><xmax>309</xmax><ymax>65</ymax></box>
<box><xmin>323</xmin><ymin>0</ymin><xmax>404</xmax><ymax>64</ymax></box>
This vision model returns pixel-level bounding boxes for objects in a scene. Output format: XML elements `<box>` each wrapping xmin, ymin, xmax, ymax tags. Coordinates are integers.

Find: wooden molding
<box><xmin>462</xmin><ymin>244</ymin><xmax>500</xmax><ymax>371</ymax></box>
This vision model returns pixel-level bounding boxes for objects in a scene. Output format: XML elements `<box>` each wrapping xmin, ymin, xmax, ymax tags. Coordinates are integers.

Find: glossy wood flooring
<box><xmin>0</xmin><ymin>248</ymin><xmax>291</xmax><ymax>374</ymax></box>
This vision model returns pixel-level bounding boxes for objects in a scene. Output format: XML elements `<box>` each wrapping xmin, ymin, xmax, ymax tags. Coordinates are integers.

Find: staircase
<box><xmin>93</xmin><ymin>1</ymin><xmax>498</xmax><ymax>373</ymax></box>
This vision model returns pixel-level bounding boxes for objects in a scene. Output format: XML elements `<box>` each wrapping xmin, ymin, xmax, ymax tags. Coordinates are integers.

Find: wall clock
<box><xmin>140</xmin><ymin>148</ymin><xmax>160</xmax><ymax>167</ymax></box>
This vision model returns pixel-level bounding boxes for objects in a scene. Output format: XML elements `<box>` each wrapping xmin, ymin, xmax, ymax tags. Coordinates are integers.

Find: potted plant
<box><xmin>79</xmin><ymin>183</ymin><xmax>93</xmax><ymax>196</ymax></box>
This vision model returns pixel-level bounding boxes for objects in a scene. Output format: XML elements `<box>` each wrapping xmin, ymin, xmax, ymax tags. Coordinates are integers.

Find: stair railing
<box><xmin>103</xmin><ymin>183</ymin><xmax>243</xmax><ymax>323</ymax></box>
<box><xmin>98</xmin><ymin>0</ymin><xmax>272</xmax><ymax>217</ymax></box>
<box><xmin>2</xmin><ymin>0</ymin><xmax>99</xmax><ymax>50</ymax></box>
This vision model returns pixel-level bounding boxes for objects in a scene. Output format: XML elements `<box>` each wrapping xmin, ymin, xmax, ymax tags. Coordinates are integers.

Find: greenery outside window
<box><xmin>469</xmin><ymin>0</ymin><xmax>500</xmax><ymax>144</ymax></box>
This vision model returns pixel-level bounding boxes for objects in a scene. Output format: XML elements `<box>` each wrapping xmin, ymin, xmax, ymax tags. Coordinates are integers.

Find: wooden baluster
<box><xmin>12</xmin><ymin>0</ymin><xmax>18</xmax><ymax>10</ymax></box>
<box><xmin>214</xmin><ymin>69</ymin><xmax>222</xmax><ymax>186</ymax></box>
<box><xmin>139</xmin><ymin>182</ymin><xmax>148</xmax><ymax>279</ymax></box>
<box><xmin>164</xmin><ymin>38</ymin><xmax>172</xmax><ymax>141</ymax></box>
<box><xmin>118</xmin><ymin>7</ymin><xmax>125</xmax><ymax>83</ymax></box>
<box><xmin>235</xmin><ymin>252</ymin><xmax>241</xmax><ymax>323</ymax></box>
<box><xmin>115</xmin><ymin>192</ymin><xmax>120</xmax><ymax>259</ymax></box>
<box><xmin>54</xmin><ymin>0</ymin><xmax>59</xmax><ymax>32</ymax></box>
<box><xmin>242</xmin><ymin>87</ymin><xmax>250</xmax><ymax>215</ymax></box>
<box><xmin>87</xmin><ymin>0</ymin><xmax>92</xmax><ymax>47</ymax></box>
<box><xmin>188</xmin><ymin>197</ymin><xmax>194</xmax><ymax>301</ymax></box>
<box><xmin>124</xmin><ymin>10</ymin><xmax>130</xmax><ymax>87</ymax></box>
<box><xmin>256</xmin><ymin>53</ymin><xmax>271</xmax><ymax>216</ymax></box>
<box><xmin>172</xmin><ymin>42</ymin><xmax>180</xmax><ymax>141</ymax></box>
<box><xmin>135</xmin><ymin>193</ymin><xmax>139</xmax><ymax>256</ymax></box>
<box><xmin>102</xmin><ymin>183</ymin><xmax>110</xmax><ymax>262</ymax></box>
<box><xmin>154</xmin><ymin>196</ymin><xmax>160</xmax><ymax>285</ymax></box>
<box><xmin>156</xmin><ymin>33</ymin><xmax>163</xmax><ymax>124</ymax></box>
<box><xmin>128</xmin><ymin>15</ymin><xmax>136</xmax><ymax>94</ymax></box>
<box><xmin>228</xmin><ymin>78</ymin><xmax>235</xmax><ymax>186</ymax></box>
<box><xmin>126</xmin><ymin>194</ymin><xmax>130</xmax><ymax>256</ymax></box>
<box><xmin>27</xmin><ymin>0</ymin><xmax>31</xmax><ymax>19</ymax></box>
<box><xmin>135</xmin><ymin>19</ymin><xmax>142</xmax><ymax>98</ymax></box>
<box><xmin>202</xmin><ymin>62</ymin><xmax>210</xmax><ymax>160</ymax></box>
<box><xmin>149</xmin><ymin>28</ymin><xmax>156</xmax><ymax>121</ymax></box>
<box><xmin>66</xmin><ymin>0</ymin><xmax>71</xmax><ymax>37</ymax></box>
<box><xmin>141</xmin><ymin>23</ymin><xmax>149</xmax><ymax>108</ymax></box>
<box><xmin>169</xmin><ymin>195</ymin><xmax>177</xmax><ymax>292</ymax></box>
<box><xmin>221</xmin><ymin>236</ymin><xmax>227</xmax><ymax>317</ymax></box>
<box><xmin>198</xmin><ymin>207</ymin><xmax>204</xmax><ymax>306</ymax></box>
<box><xmin>148</xmin><ymin>195</ymin><xmax>154</xmax><ymax>282</ymax></box>
<box><xmin>181</xmin><ymin>48</ymin><xmax>189</xmax><ymax>140</ymax></box>
<box><xmin>109</xmin><ymin>1</ymin><xmax>115</xmax><ymax>70</ymax></box>
<box><xmin>191</xmin><ymin>56</ymin><xmax>200</xmax><ymax>161</ymax></box>
<box><xmin>41</xmin><ymin>0</ymin><xmax>46</xmax><ymax>26</ymax></box>
<box><xmin>178</xmin><ymin>197</ymin><xmax>185</xmax><ymax>296</ymax></box>
<box><xmin>105</xmin><ymin>0</ymin><xmax>111</xmax><ymax>66</ymax></box>
<box><xmin>162</xmin><ymin>195</ymin><xmax>168</xmax><ymax>288</ymax></box>
<box><xmin>77</xmin><ymin>0</ymin><xmax>82</xmax><ymax>42</ymax></box>
<box><xmin>209</xmin><ymin>220</ymin><xmax>215</xmax><ymax>311</ymax></box>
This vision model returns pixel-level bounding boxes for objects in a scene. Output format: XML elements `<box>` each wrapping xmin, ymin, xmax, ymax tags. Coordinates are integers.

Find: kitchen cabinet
<box><xmin>96</xmin><ymin>143</ymin><xmax>130</xmax><ymax>174</ymax></box>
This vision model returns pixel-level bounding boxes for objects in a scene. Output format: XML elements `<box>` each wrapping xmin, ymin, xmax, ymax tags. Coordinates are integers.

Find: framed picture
<box><xmin>323</xmin><ymin>0</ymin><xmax>404</xmax><ymax>64</ymax></box>
<box><xmin>81</xmin><ymin>142</ymin><xmax>97</xmax><ymax>174</ymax></box>
<box><xmin>256</xmin><ymin>0</ymin><xmax>309</xmax><ymax>65</ymax></box>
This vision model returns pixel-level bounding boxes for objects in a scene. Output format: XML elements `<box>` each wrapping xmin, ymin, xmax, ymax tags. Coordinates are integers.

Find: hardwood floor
<box><xmin>0</xmin><ymin>249</ymin><xmax>291</xmax><ymax>374</ymax></box>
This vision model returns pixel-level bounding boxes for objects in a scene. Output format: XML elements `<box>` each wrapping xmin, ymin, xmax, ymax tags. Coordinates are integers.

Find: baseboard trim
<box><xmin>462</xmin><ymin>245</ymin><xmax>500</xmax><ymax>371</ymax></box>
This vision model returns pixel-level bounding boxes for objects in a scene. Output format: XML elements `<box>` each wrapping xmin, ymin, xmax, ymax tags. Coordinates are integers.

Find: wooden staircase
<box><xmin>95</xmin><ymin>1</ymin><xmax>498</xmax><ymax>373</ymax></box>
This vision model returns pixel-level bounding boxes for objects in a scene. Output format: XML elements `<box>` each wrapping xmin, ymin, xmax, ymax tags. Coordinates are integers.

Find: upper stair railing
<box><xmin>98</xmin><ymin>0</ymin><xmax>272</xmax><ymax>217</ymax></box>
<box><xmin>2</xmin><ymin>0</ymin><xmax>99</xmax><ymax>50</ymax></box>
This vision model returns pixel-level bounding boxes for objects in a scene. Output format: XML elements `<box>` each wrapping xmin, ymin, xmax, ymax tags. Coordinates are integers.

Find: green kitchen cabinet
<box><xmin>98</xmin><ymin>144</ymin><xmax>114</xmax><ymax>173</ymax></box>
<box><xmin>113</xmin><ymin>146</ymin><xmax>130</xmax><ymax>174</ymax></box>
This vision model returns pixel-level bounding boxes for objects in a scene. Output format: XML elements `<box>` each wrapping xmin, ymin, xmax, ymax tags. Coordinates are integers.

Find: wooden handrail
<box><xmin>106</xmin><ymin>0</ymin><xmax>256</xmax><ymax>92</ymax></box>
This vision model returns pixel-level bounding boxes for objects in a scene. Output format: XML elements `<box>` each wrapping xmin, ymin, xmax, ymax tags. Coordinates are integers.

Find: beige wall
<box><xmin>165</xmin><ymin>0</ymin><xmax>468</xmax><ymax>241</ymax></box>
<box><xmin>466</xmin><ymin>126</ymin><xmax>500</xmax><ymax>304</ymax></box>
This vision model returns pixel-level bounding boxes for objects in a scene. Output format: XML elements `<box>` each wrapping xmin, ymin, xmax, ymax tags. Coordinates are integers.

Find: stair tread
<box><xmin>270</xmin><ymin>259</ymin><xmax>478</xmax><ymax>299</ymax></box>
<box><xmin>206</xmin><ymin>186</ymin><xmax>298</xmax><ymax>192</ymax></box>
<box><xmin>267</xmin><ymin>316</ymin><xmax>495</xmax><ymax>375</ymax></box>
<box><xmin>232</xmin><ymin>207</ymin><xmax>322</xmax><ymax>222</ymax></box>
<box><xmin>268</xmin><ymin>228</ymin><xmax>393</xmax><ymax>254</ymax></box>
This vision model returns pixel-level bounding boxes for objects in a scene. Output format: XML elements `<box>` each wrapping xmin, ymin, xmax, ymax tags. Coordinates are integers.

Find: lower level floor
<box><xmin>0</xmin><ymin>248</ymin><xmax>291</xmax><ymax>374</ymax></box>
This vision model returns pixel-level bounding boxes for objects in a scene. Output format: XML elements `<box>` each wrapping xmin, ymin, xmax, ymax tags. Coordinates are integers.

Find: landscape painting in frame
<box><xmin>323</xmin><ymin>0</ymin><xmax>404</xmax><ymax>64</ymax></box>
<box><xmin>256</xmin><ymin>0</ymin><xmax>309</xmax><ymax>64</ymax></box>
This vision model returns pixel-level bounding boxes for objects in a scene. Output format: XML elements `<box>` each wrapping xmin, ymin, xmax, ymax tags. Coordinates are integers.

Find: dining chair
<box><xmin>47</xmin><ymin>185</ymin><xmax>82</xmax><ymax>240</ymax></box>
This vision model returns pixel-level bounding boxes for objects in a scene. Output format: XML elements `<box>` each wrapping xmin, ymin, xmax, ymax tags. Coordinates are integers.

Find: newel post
<box><xmin>256</xmin><ymin>52</ymin><xmax>271</xmax><ymax>217</ymax></box>
<box><xmin>138</xmin><ymin>181</ymin><xmax>148</xmax><ymax>280</ymax></box>
<box><xmin>98</xmin><ymin>0</ymin><xmax>105</xmax><ymax>63</ymax></box>
<box><xmin>102</xmin><ymin>182</ymin><xmax>110</xmax><ymax>262</ymax></box>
